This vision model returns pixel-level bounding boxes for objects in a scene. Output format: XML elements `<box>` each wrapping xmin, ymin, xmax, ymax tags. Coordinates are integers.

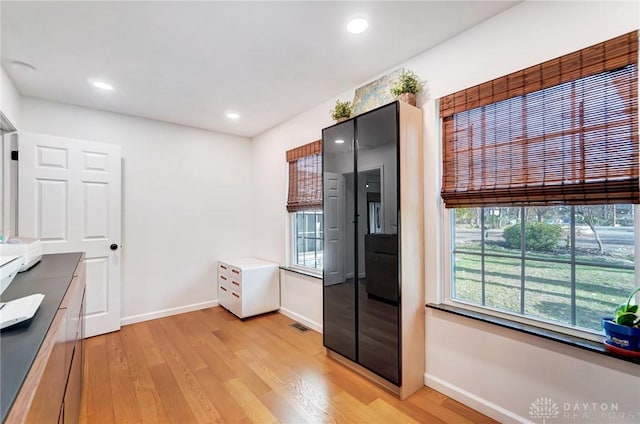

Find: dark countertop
<box><xmin>0</xmin><ymin>253</ymin><xmax>82</xmax><ymax>423</ymax></box>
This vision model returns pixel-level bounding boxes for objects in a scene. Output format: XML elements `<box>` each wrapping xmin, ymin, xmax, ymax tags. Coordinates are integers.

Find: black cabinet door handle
<box><xmin>110</xmin><ymin>243</ymin><xmax>118</xmax><ymax>251</ymax></box>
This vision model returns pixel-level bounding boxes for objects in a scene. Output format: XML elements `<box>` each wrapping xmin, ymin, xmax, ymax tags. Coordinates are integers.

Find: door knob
<box><xmin>110</xmin><ymin>243</ymin><xmax>118</xmax><ymax>251</ymax></box>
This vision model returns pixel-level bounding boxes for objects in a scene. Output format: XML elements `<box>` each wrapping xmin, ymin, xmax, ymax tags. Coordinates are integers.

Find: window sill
<box><xmin>279</xmin><ymin>266</ymin><xmax>322</xmax><ymax>280</ymax></box>
<box><xmin>426</xmin><ymin>303</ymin><xmax>640</xmax><ymax>365</ymax></box>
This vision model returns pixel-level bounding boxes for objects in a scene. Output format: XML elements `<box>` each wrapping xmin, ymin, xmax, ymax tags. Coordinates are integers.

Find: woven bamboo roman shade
<box><xmin>286</xmin><ymin>140</ymin><xmax>322</xmax><ymax>212</ymax></box>
<box><xmin>440</xmin><ymin>31</ymin><xmax>639</xmax><ymax>208</ymax></box>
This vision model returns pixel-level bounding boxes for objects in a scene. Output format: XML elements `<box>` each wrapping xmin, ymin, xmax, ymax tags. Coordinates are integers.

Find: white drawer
<box><xmin>218</xmin><ymin>273</ymin><xmax>230</xmax><ymax>285</ymax></box>
<box><xmin>228</xmin><ymin>290</ymin><xmax>241</xmax><ymax>316</ymax></box>
<box><xmin>218</xmin><ymin>284</ymin><xmax>230</xmax><ymax>308</ymax></box>
<box><xmin>229</xmin><ymin>276</ymin><xmax>241</xmax><ymax>290</ymax></box>
<box><xmin>229</xmin><ymin>266</ymin><xmax>242</xmax><ymax>279</ymax></box>
<box><xmin>218</xmin><ymin>261</ymin><xmax>230</xmax><ymax>276</ymax></box>
<box><xmin>217</xmin><ymin>257</ymin><xmax>280</xmax><ymax>319</ymax></box>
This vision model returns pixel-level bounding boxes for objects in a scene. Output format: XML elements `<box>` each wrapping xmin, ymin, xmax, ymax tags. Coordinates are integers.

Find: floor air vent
<box><xmin>290</xmin><ymin>322</ymin><xmax>310</xmax><ymax>332</ymax></box>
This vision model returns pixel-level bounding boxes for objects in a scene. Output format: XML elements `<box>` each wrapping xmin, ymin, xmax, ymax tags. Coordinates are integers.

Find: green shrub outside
<box><xmin>503</xmin><ymin>225</ymin><xmax>520</xmax><ymax>249</ymax></box>
<box><xmin>503</xmin><ymin>222</ymin><xmax>563</xmax><ymax>252</ymax></box>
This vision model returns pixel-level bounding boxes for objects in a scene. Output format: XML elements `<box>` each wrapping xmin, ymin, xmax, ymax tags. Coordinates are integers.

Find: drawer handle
<box><xmin>232</xmin><ymin>293</ymin><xmax>240</xmax><ymax>298</ymax></box>
<box><xmin>221</xmin><ymin>275</ymin><xmax>227</xmax><ymax>281</ymax></box>
<box><xmin>220</xmin><ymin>286</ymin><xmax>227</xmax><ymax>292</ymax></box>
<box><xmin>221</xmin><ymin>265</ymin><xmax>227</xmax><ymax>270</ymax></box>
<box><xmin>232</xmin><ymin>269</ymin><xmax>240</xmax><ymax>274</ymax></box>
<box><xmin>232</xmin><ymin>281</ymin><xmax>240</xmax><ymax>286</ymax></box>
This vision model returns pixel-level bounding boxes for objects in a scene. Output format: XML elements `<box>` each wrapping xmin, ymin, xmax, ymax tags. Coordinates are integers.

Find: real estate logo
<box><xmin>529</xmin><ymin>397</ymin><xmax>636</xmax><ymax>422</ymax></box>
<box><xmin>529</xmin><ymin>397</ymin><xmax>560</xmax><ymax>424</ymax></box>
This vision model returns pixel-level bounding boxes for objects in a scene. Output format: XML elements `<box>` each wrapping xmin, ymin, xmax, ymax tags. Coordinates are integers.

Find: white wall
<box><xmin>425</xmin><ymin>310</ymin><xmax>640</xmax><ymax>423</ymax></box>
<box><xmin>1</xmin><ymin>65</ymin><xmax>21</xmax><ymax>128</ymax></box>
<box><xmin>278</xmin><ymin>270</ymin><xmax>323</xmax><ymax>332</ymax></box>
<box><xmin>1</xmin><ymin>66</ymin><xmax>21</xmax><ymax>238</ymax></box>
<box><xmin>250</xmin><ymin>93</ymin><xmax>346</xmax><ymax>327</ymax></box>
<box><xmin>251</xmin><ymin>1</ymin><xmax>640</xmax><ymax>422</ymax></box>
<box><xmin>21</xmin><ymin>97</ymin><xmax>253</xmax><ymax>322</ymax></box>
<box><xmin>416</xmin><ymin>2</ymin><xmax>640</xmax><ymax>421</ymax></box>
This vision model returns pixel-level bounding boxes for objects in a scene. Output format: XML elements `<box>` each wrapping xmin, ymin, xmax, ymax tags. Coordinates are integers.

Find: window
<box><xmin>452</xmin><ymin>205</ymin><xmax>635</xmax><ymax>333</ymax></box>
<box><xmin>292</xmin><ymin>211</ymin><xmax>323</xmax><ymax>270</ymax></box>
<box><xmin>286</xmin><ymin>140</ymin><xmax>323</xmax><ymax>272</ymax></box>
<box><xmin>440</xmin><ymin>31</ymin><xmax>638</xmax><ymax>335</ymax></box>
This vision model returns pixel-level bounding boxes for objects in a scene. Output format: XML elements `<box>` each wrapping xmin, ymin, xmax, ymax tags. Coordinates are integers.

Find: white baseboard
<box><xmin>278</xmin><ymin>307</ymin><xmax>322</xmax><ymax>333</ymax></box>
<box><xmin>424</xmin><ymin>373</ymin><xmax>528</xmax><ymax>423</ymax></box>
<box><xmin>121</xmin><ymin>300</ymin><xmax>219</xmax><ymax>326</ymax></box>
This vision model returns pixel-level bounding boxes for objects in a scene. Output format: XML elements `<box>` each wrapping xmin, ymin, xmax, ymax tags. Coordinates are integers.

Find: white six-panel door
<box><xmin>18</xmin><ymin>132</ymin><xmax>121</xmax><ymax>337</ymax></box>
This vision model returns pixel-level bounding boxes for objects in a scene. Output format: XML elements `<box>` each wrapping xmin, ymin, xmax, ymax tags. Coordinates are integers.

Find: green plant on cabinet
<box><xmin>390</xmin><ymin>70</ymin><xmax>423</xmax><ymax>96</ymax></box>
<box><xmin>331</xmin><ymin>100</ymin><xmax>352</xmax><ymax>121</ymax></box>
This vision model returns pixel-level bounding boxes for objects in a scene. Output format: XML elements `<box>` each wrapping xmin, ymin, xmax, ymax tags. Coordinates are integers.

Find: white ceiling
<box><xmin>1</xmin><ymin>1</ymin><xmax>518</xmax><ymax>138</ymax></box>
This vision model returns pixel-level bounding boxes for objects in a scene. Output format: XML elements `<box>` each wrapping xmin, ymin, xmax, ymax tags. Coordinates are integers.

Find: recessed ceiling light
<box><xmin>90</xmin><ymin>80</ymin><xmax>114</xmax><ymax>90</ymax></box>
<box><xmin>347</xmin><ymin>18</ymin><xmax>368</xmax><ymax>34</ymax></box>
<box><xmin>335</xmin><ymin>139</ymin><xmax>345</xmax><ymax>144</ymax></box>
<box><xmin>226</xmin><ymin>112</ymin><xmax>240</xmax><ymax>119</ymax></box>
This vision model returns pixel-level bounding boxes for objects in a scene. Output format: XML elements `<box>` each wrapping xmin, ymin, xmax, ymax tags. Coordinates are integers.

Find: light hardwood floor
<box><xmin>80</xmin><ymin>307</ymin><xmax>496</xmax><ymax>423</ymax></box>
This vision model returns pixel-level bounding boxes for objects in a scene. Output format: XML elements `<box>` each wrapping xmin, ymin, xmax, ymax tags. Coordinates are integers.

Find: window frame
<box><xmin>437</xmin><ymin>31</ymin><xmax>639</xmax><ymax>342</ymax></box>
<box><xmin>440</xmin><ymin>204</ymin><xmax>639</xmax><ymax>342</ymax></box>
<box><xmin>288</xmin><ymin>210</ymin><xmax>323</xmax><ymax>276</ymax></box>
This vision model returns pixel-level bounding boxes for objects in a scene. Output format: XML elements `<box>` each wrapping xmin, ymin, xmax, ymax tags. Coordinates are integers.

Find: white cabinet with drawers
<box><xmin>217</xmin><ymin>257</ymin><xmax>280</xmax><ymax>319</ymax></box>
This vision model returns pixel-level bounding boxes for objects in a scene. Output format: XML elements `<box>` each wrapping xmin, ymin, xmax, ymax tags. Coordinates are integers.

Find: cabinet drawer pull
<box><xmin>220</xmin><ymin>286</ymin><xmax>227</xmax><ymax>292</ymax></box>
<box><xmin>232</xmin><ymin>293</ymin><xmax>240</xmax><ymax>298</ymax></box>
<box><xmin>232</xmin><ymin>269</ymin><xmax>240</xmax><ymax>274</ymax></box>
<box><xmin>221</xmin><ymin>275</ymin><xmax>227</xmax><ymax>281</ymax></box>
<box><xmin>232</xmin><ymin>281</ymin><xmax>240</xmax><ymax>286</ymax></box>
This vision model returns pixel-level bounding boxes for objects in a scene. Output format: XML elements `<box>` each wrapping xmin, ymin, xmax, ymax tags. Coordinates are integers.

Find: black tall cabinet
<box><xmin>322</xmin><ymin>101</ymin><xmax>425</xmax><ymax>398</ymax></box>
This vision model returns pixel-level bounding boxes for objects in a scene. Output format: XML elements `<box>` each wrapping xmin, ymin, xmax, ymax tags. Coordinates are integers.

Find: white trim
<box><xmin>278</xmin><ymin>306</ymin><xmax>322</xmax><ymax>333</ymax></box>
<box><xmin>2</xmin><ymin>133</ymin><xmax>16</xmax><ymax>238</ymax></box>
<box><xmin>1</xmin><ymin>134</ymin><xmax>6</xmax><ymax>237</ymax></box>
<box><xmin>424</xmin><ymin>373</ymin><xmax>529</xmax><ymax>424</ymax></box>
<box><xmin>287</xmin><ymin>211</ymin><xmax>295</xmax><ymax>268</ymax></box>
<box><xmin>439</xmin><ymin>204</ymin><xmax>451</xmax><ymax>305</ymax></box>
<box><xmin>120</xmin><ymin>300</ymin><xmax>218</xmax><ymax>326</ymax></box>
<box><xmin>435</xmin><ymin>102</ymin><xmax>445</xmax><ymax>305</ymax></box>
<box><xmin>635</xmin><ymin>205</ymin><xmax>639</xmax><ymax>289</ymax></box>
